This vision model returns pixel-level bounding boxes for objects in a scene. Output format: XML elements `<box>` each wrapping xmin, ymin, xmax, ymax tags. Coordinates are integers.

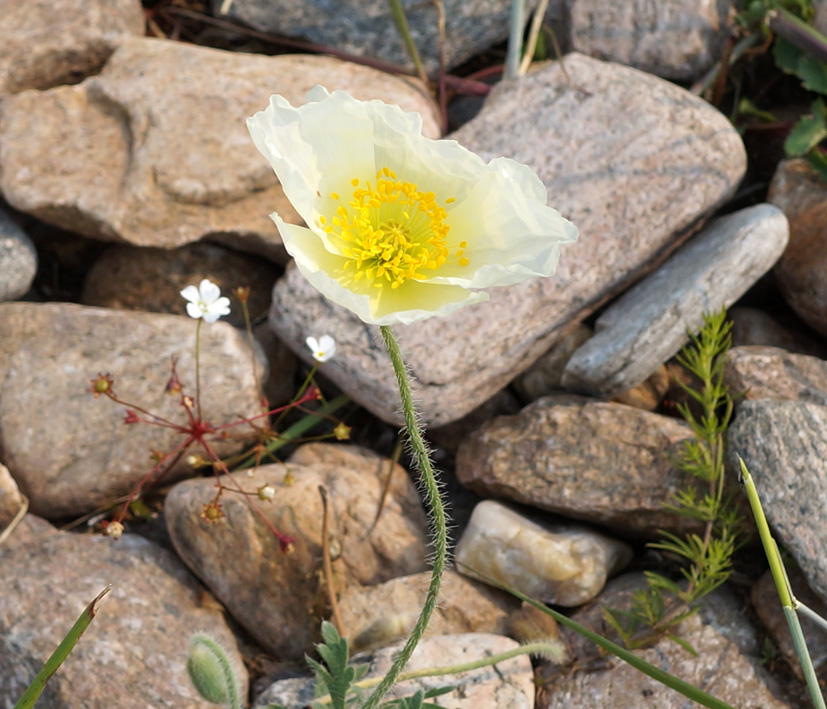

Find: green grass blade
<box><xmin>234</xmin><ymin>393</ymin><xmax>349</xmax><ymax>471</ymax></box>
<box><xmin>14</xmin><ymin>586</ymin><xmax>111</xmax><ymax>709</ymax></box>
<box><xmin>457</xmin><ymin>565</ymin><xmax>734</xmax><ymax>709</ymax></box>
<box><xmin>738</xmin><ymin>458</ymin><xmax>826</xmax><ymax>709</ymax></box>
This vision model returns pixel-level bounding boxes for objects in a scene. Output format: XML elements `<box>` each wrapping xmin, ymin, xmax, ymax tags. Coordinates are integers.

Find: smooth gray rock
<box><xmin>0</xmin><ymin>38</ymin><xmax>440</xmax><ymax>262</ymax></box>
<box><xmin>561</xmin><ymin>204</ymin><xmax>789</xmax><ymax>398</ymax></box>
<box><xmin>728</xmin><ymin>400</ymin><xmax>827</xmax><ymax>603</ymax></box>
<box><xmin>270</xmin><ymin>53</ymin><xmax>746</xmax><ymax>426</ymax></box>
<box><xmin>0</xmin><ymin>515</ymin><xmax>247</xmax><ymax>708</ymax></box>
<box><xmin>213</xmin><ymin>0</ymin><xmax>535</xmax><ymax>73</ymax></box>
<box><xmin>563</xmin><ymin>0</ymin><xmax>733</xmax><ymax>80</ymax></box>
<box><xmin>0</xmin><ymin>208</ymin><xmax>37</xmax><ymax>301</ymax></box>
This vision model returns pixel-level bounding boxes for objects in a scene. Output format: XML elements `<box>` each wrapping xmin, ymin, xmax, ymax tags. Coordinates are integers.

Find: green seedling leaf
<box><xmin>14</xmin><ymin>586</ymin><xmax>111</xmax><ymax>709</ymax></box>
<box><xmin>798</xmin><ymin>54</ymin><xmax>827</xmax><ymax>92</ymax></box>
<box><xmin>785</xmin><ymin>100</ymin><xmax>827</xmax><ymax>156</ymax></box>
<box><xmin>806</xmin><ymin>148</ymin><xmax>827</xmax><ymax>179</ymax></box>
<box><xmin>738</xmin><ymin>97</ymin><xmax>777</xmax><ymax>123</ymax></box>
<box><xmin>773</xmin><ymin>36</ymin><xmax>806</xmax><ymax>75</ymax></box>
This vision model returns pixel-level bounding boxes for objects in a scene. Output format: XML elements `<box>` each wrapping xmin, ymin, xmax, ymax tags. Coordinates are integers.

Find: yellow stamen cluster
<box><xmin>319</xmin><ymin>167</ymin><xmax>468</xmax><ymax>290</ymax></box>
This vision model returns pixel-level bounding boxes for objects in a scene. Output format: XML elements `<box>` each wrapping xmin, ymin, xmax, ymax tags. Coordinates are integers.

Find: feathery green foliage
<box><xmin>603</xmin><ymin>309</ymin><xmax>744</xmax><ymax>649</ymax></box>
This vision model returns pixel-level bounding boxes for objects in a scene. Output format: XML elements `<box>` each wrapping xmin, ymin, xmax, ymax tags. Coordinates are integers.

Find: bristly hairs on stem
<box><xmin>358</xmin><ymin>326</ymin><xmax>450</xmax><ymax>709</ymax></box>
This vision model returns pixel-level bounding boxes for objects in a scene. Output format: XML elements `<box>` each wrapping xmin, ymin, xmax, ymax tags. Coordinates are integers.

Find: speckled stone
<box><xmin>0</xmin><ymin>208</ymin><xmax>37</xmax><ymax>301</ymax></box>
<box><xmin>165</xmin><ymin>443</ymin><xmax>428</xmax><ymax>660</ymax></box>
<box><xmin>0</xmin><ymin>302</ymin><xmax>263</xmax><ymax>519</ymax></box>
<box><xmin>254</xmin><ymin>633</ymin><xmax>535</xmax><ymax>709</ymax></box>
<box><xmin>564</xmin><ymin>0</ymin><xmax>732</xmax><ymax>80</ymax></box>
<box><xmin>725</xmin><ymin>346</ymin><xmax>827</xmax><ymax>407</ymax></box>
<box><xmin>81</xmin><ymin>242</ymin><xmax>279</xmax><ymax>328</ymax></box>
<box><xmin>455</xmin><ymin>394</ymin><xmax>698</xmax><ymax>538</ymax></box>
<box><xmin>728</xmin><ymin>399</ymin><xmax>827</xmax><ymax>603</ymax></box>
<box><xmin>338</xmin><ymin>569</ymin><xmax>517</xmax><ymax>653</ymax></box>
<box><xmin>0</xmin><ymin>515</ymin><xmax>247</xmax><ymax>708</ymax></box>
<box><xmin>212</xmin><ymin>0</ymin><xmax>535</xmax><ymax>73</ymax></box>
<box><xmin>541</xmin><ymin>573</ymin><xmax>790</xmax><ymax>708</ymax></box>
<box><xmin>0</xmin><ymin>38</ymin><xmax>440</xmax><ymax>262</ymax></box>
<box><xmin>0</xmin><ymin>0</ymin><xmax>143</xmax><ymax>94</ymax></box>
<box><xmin>769</xmin><ymin>158</ymin><xmax>827</xmax><ymax>337</ymax></box>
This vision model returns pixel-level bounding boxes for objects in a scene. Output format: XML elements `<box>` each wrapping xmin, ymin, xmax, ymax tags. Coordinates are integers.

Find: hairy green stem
<box><xmin>360</xmin><ymin>326</ymin><xmax>448</xmax><ymax>709</ymax></box>
<box><xmin>314</xmin><ymin>642</ymin><xmax>563</xmax><ymax>704</ymax></box>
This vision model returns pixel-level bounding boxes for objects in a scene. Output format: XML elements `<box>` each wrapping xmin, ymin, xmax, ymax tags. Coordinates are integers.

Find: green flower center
<box><xmin>320</xmin><ymin>167</ymin><xmax>468</xmax><ymax>290</ymax></box>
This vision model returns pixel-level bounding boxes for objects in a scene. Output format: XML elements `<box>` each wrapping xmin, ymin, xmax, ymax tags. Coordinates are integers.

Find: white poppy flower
<box><xmin>306</xmin><ymin>335</ymin><xmax>336</xmax><ymax>363</ymax></box>
<box><xmin>247</xmin><ymin>87</ymin><xmax>577</xmax><ymax>326</ymax></box>
<box><xmin>180</xmin><ymin>279</ymin><xmax>231</xmax><ymax>323</ymax></box>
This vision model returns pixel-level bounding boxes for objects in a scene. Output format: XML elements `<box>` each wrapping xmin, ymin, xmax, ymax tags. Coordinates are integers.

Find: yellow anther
<box><xmin>331</xmin><ymin>192</ymin><xmax>340</xmax><ymax>200</ymax></box>
<box><xmin>320</xmin><ymin>167</ymin><xmax>468</xmax><ymax>290</ymax></box>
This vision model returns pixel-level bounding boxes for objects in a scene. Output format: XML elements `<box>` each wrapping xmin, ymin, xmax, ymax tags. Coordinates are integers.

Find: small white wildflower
<box><xmin>180</xmin><ymin>279</ymin><xmax>231</xmax><ymax>323</ymax></box>
<box><xmin>306</xmin><ymin>335</ymin><xmax>336</xmax><ymax>363</ymax></box>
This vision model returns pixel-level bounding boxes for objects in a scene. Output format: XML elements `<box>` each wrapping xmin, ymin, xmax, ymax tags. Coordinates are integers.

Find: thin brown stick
<box><xmin>319</xmin><ymin>485</ymin><xmax>345</xmax><ymax>636</ymax></box>
<box><xmin>368</xmin><ymin>436</ymin><xmax>404</xmax><ymax>534</ymax></box>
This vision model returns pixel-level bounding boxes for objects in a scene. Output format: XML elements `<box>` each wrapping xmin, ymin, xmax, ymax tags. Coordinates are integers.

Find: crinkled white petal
<box><xmin>251</xmin><ymin>88</ymin><xmax>578</xmax><ymax>326</ymax></box>
<box><xmin>276</xmin><ymin>218</ymin><xmax>486</xmax><ymax>326</ymax></box>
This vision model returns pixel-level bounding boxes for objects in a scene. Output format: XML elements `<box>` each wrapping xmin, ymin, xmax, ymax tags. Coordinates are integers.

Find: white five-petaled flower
<box><xmin>180</xmin><ymin>279</ymin><xmax>231</xmax><ymax>324</ymax></box>
<box><xmin>306</xmin><ymin>335</ymin><xmax>336</xmax><ymax>363</ymax></box>
<box><xmin>247</xmin><ymin>87</ymin><xmax>577</xmax><ymax>326</ymax></box>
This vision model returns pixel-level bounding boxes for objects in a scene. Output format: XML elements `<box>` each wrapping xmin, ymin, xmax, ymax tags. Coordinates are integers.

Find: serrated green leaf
<box><xmin>798</xmin><ymin>54</ymin><xmax>827</xmax><ymax>92</ymax></box>
<box><xmin>785</xmin><ymin>101</ymin><xmax>827</xmax><ymax>156</ymax></box>
<box><xmin>774</xmin><ymin>36</ymin><xmax>807</xmax><ymax>75</ymax></box>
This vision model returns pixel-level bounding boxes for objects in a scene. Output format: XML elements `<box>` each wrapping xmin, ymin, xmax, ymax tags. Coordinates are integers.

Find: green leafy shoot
<box><xmin>602</xmin><ymin>310</ymin><xmax>744</xmax><ymax>650</ymax></box>
<box><xmin>305</xmin><ymin>621</ymin><xmax>369</xmax><ymax>709</ymax></box>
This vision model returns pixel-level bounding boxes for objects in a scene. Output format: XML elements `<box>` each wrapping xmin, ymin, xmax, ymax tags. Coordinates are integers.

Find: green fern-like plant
<box><xmin>603</xmin><ymin>309</ymin><xmax>744</xmax><ymax>648</ymax></box>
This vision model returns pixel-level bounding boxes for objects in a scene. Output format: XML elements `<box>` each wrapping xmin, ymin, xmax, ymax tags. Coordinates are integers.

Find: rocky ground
<box><xmin>3</xmin><ymin>1</ymin><xmax>827</xmax><ymax>707</ymax></box>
